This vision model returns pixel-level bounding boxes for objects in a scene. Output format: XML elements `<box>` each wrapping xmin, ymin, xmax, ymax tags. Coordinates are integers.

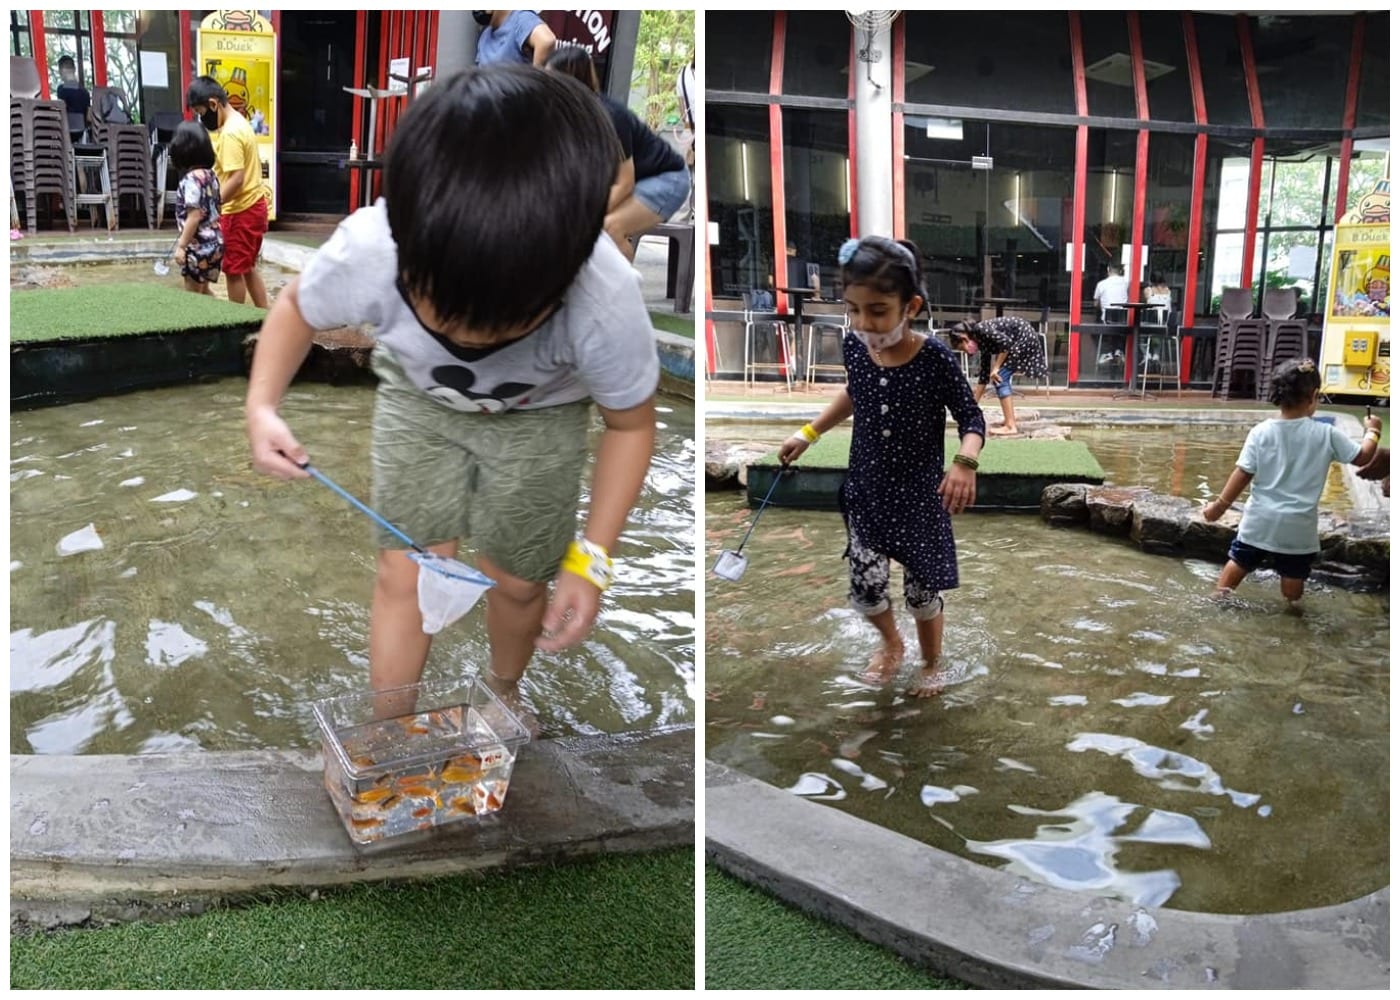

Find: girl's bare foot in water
<box><xmin>907</xmin><ymin>660</ymin><xmax>945</xmax><ymax>699</ymax></box>
<box><xmin>859</xmin><ymin>642</ymin><xmax>905</xmax><ymax>686</ymax></box>
<box><xmin>482</xmin><ymin>669</ymin><xmax>541</xmax><ymax>738</ymax></box>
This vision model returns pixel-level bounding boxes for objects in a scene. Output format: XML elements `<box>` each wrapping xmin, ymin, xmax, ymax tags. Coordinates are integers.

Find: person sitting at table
<box><xmin>948</xmin><ymin>316</ymin><xmax>1049</xmax><ymax>436</ymax></box>
<box><xmin>1093</xmin><ymin>263</ymin><xmax>1129</xmax><ymax>322</ymax></box>
<box><xmin>1144</xmin><ymin>272</ymin><xmax>1172</xmax><ymax>326</ymax></box>
<box><xmin>545</xmin><ymin>46</ymin><xmax>690</xmax><ymax>263</ymax></box>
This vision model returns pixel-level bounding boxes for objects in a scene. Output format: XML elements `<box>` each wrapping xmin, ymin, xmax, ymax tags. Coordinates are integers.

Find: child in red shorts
<box><xmin>187</xmin><ymin>75</ymin><xmax>269</xmax><ymax>308</ymax></box>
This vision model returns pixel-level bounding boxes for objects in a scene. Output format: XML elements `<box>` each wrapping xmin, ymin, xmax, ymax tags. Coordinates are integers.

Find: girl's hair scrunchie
<box><xmin>837</xmin><ymin>238</ymin><xmax>862</xmax><ymax>266</ymax></box>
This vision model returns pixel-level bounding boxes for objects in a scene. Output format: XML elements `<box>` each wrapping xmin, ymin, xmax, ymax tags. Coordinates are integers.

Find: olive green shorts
<box><xmin>369</xmin><ymin>348</ymin><xmax>591</xmax><ymax>582</ymax></box>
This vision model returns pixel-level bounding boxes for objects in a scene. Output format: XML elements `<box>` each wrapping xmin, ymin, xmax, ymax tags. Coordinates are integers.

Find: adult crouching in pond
<box><xmin>948</xmin><ymin>317</ymin><xmax>1049</xmax><ymax>436</ymax></box>
<box><xmin>544</xmin><ymin>46</ymin><xmax>690</xmax><ymax>263</ymax></box>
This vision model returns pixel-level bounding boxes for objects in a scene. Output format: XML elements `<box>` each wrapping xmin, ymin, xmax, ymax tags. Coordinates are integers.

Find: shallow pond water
<box><xmin>11</xmin><ymin>382</ymin><xmax>695</xmax><ymax>753</ymax></box>
<box><xmin>711</xmin><ymin>417</ymin><xmax>1358</xmax><ymax>514</ymax></box>
<box><xmin>705</xmin><ymin>493</ymin><xmax>1388</xmax><ymax>915</ymax></box>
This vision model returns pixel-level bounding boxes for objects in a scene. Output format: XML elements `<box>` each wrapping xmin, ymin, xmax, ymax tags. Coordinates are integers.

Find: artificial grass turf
<box><xmin>705</xmin><ymin>866</ymin><xmax>971</xmax><ymax>990</ymax></box>
<box><xmin>650</xmin><ymin>310</ymin><xmax>695</xmax><ymax>339</ymax></box>
<box><xmin>10</xmin><ymin>284</ymin><xmax>264</xmax><ymax>343</ymax></box>
<box><xmin>756</xmin><ymin>429</ymin><xmax>1108</xmax><ymax>479</ymax></box>
<box><xmin>10</xmin><ymin>849</ymin><xmax>694</xmax><ymax>990</ymax></box>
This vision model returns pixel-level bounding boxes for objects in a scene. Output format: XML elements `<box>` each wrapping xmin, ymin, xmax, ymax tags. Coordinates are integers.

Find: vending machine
<box><xmin>1320</xmin><ymin>176</ymin><xmax>1389</xmax><ymax>402</ymax></box>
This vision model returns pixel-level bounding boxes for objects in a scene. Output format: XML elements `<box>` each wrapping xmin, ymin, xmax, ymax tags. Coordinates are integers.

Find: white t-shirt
<box><xmin>1235</xmin><ymin>416</ymin><xmax>1361</xmax><ymax>553</ymax></box>
<box><xmin>296</xmin><ymin>202</ymin><xmax>659</xmax><ymax>414</ymax></box>
<box><xmin>1094</xmin><ymin>273</ymin><xmax>1129</xmax><ymax>318</ymax></box>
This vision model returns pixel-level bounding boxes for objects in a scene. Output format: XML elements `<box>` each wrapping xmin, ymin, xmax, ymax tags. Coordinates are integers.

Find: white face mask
<box><xmin>852</xmin><ymin>323</ymin><xmax>906</xmax><ymax>351</ymax></box>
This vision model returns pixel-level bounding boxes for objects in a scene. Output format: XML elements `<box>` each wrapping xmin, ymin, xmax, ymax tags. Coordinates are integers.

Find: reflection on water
<box><xmin>705</xmin><ymin>492</ymin><xmax>1388</xmax><ymax>914</ymax></box>
<box><xmin>11</xmin><ymin>382</ymin><xmax>694</xmax><ymax>754</ymax></box>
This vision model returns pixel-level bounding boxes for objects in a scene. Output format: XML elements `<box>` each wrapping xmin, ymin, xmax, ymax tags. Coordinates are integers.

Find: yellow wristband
<box><xmin>561</xmin><ymin>538</ymin><xmax>613</xmax><ymax>590</ymax></box>
<box><xmin>1365</xmin><ymin>430</ymin><xmax>1381</xmax><ymax>442</ymax></box>
<box><xmin>798</xmin><ymin>423</ymin><xmax>821</xmax><ymax>444</ymax></box>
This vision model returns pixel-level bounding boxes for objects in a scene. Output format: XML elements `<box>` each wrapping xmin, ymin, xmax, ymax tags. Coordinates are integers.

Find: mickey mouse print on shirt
<box><xmin>424</xmin><ymin>365</ymin><xmax>537</xmax><ymax>412</ymax></box>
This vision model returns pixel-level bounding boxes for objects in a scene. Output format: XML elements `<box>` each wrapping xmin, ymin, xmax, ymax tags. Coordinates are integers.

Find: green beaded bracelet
<box><xmin>951</xmin><ymin>453</ymin><xmax>979</xmax><ymax>471</ymax></box>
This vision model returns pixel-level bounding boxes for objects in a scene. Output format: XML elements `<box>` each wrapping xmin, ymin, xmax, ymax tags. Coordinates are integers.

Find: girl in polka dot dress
<box><xmin>778</xmin><ymin>237</ymin><xmax>987</xmax><ymax>697</ymax></box>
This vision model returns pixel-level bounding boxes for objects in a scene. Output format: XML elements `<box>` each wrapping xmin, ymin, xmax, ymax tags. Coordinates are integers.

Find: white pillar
<box><xmin>853</xmin><ymin>19</ymin><xmax>894</xmax><ymax>238</ymax></box>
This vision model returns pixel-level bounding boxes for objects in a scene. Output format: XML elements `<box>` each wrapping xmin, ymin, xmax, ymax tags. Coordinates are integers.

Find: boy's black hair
<box><xmin>544</xmin><ymin>44</ymin><xmax>599</xmax><ymax>93</ymax></box>
<box><xmin>185</xmin><ymin>75</ymin><xmax>228</xmax><ymax>109</ymax></box>
<box><xmin>838</xmin><ymin>236</ymin><xmax>928</xmax><ymax>314</ymax></box>
<box><xmin>1107</xmin><ymin>262</ymin><xmax>1123</xmax><ymax>275</ymax></box>
<box><xmin>57</xmin><ymin>55</ymin><xmax>76</xmax><ymax>73</ymax></box>
<box><xmin>1267</xmin><ymin>358</ymin><xmax>1322</xmax><ymax>407</ymax></box>
<box><xmin>169</xmin><ymin>119</ymin><xmax>216</xmax><ymax>175</ymax></box>
<box><xmin>383</xmin><ymin>64</ymin><xmax>621</xmax><ymax>336</ymax></box>
<box><xmin>1150</xmin><ymin>271</ymin><xmax>1166</xmax><ymax>286</ymax></box>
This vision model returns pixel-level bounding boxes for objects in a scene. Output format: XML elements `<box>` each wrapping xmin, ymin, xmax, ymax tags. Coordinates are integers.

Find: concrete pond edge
<box><xmin>706</xmin><ymin>762</ymin><xmax>1388</xmax><ymax>990</ymax></box>
<box><xmin>11</xmin><ymin>726</ymin><xmax>694</xmax><ymax>927</ymax></box>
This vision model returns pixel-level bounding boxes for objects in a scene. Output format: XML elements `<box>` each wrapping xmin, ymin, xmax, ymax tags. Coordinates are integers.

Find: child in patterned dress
<box><xmin>168</xmin><ymin>120</ymin><xmax>224</xmax><ymax>296</ymax></box>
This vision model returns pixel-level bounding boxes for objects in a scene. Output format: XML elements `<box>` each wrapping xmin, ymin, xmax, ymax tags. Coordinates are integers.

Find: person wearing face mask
<box><xmin>185</xmin><ymin>75</ymin><xmax>270</xmax><ymax>308</ymax></box>
<box><xmin>777</xmin><ymin>236</ymin><xmax>986</xmax><ymax>699</ymax></box>
<box><xmin>473</xmin><ymin>10</ymin><xmax>556</xmax><ymax>66</ymax></box>
<box><xmin>948</xmin><ymin>316</ymin><xmax>1048</xmax><ymax>436</ymax></box>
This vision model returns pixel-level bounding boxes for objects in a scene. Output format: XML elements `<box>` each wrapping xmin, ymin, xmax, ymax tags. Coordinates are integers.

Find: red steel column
<box><xmin>769</xmin><ymin>11</ymin><xmax>788</xmax><ymax>322</ymax></box>
<box><xmin>178</xmin><ymin>10</ymin><xmax>191</xmax><ymax>113</ymax></box>
<box><xmin>1179</xmin><ymin>13</ymin><xmax>1209</xmax><ymax>375</ymax></box>
<box><xmin>29</xmin><ymin>12</ymin><xmax>49</xmax><ymax>98</ymax></box>
<box><xmin>1334</xmin><ymin>13</ymin><xmax>1366</xmax><ymax>222</ymax></box>
<box><xmin>1237</xmin><ymin>15</ymin><xmax>1265</xmax><ymax>291</ymax></box>
<box><xmin>90</xmin><ymin>11</ymin><xmax>107</xmax><ymax>87</ymax></box>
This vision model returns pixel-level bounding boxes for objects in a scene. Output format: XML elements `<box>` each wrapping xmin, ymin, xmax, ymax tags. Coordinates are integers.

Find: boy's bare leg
<box><xmin>245</xmin><ymin>266</ymin><xmax>269</xmax><ymax>309</ymax></box>
<box><xmin>859</xmin><ymin>607</ymin><xmax>905</xmax><ymax>685</ymax></box>
<box><xmin>1212</xmin><ymin>559</ymin><xmax>1248</xmax><ymax>599</ymax></box>
<box><xmin>1280</xmin><ymin>575</ymin><xmax>1305</xmax><ymax>615</ymax></box>
<box><xmin>226</xmin><ymin>272</ymin><xmax>248</xmax><ymax>304</ymax></box>
<box><xmin>475</xmin><ymin>553</ymin><xmax>549</xmax><ymax>686</ymax></box>
<box><xmin>369</xmin><ymin>541</ymin><xmax>457</xmax><ymax>717</ymax></box>
<box><xmin>908</xmin><ymin>611</ymin><xmax>944</xmax><ymax>699</ymax></box>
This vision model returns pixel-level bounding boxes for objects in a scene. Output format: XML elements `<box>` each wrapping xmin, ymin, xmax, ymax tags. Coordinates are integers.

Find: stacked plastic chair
<box><xmin>10</xmin><ymin>98</ymin><xmax>77</xmax><ymax>234</ymax></box>
<box><xmin>88</xmin><ymin>88</ymin><xmax>153</xmax><ymax>230</ymax></box>
<box><xmin>1257</xmin><ymin>287</ymin><xmax>1309</xmax><ymax>400</ymax></box>
<box><xmin>1211</xmin><ymin>286</ymin><xmax>1266</xmax><ymax>400</ymax></box>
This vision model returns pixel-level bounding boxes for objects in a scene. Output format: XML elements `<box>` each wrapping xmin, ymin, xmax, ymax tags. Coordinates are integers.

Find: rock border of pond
<box><xmin>706</xmin><ymin>761</ymin><xmax>1388</xmax><ymax>990</ymax></box>
<box><xmin>11</xmin><ymin>726</ymin><xmax>693</xmax><ymax>928</ymax></box>
<box><xmin>10</xmin><ymin>236</ymin><xmax>697</xmax><ymax>405</ymax></box>
<box><xmin>1040</xmin><ymin>483</ymin><xmax>1389</xmax><ymax>591</ymax></box>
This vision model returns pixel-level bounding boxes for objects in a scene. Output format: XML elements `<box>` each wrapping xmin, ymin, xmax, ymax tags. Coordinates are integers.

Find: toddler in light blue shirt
<box><xmin>1203</xmin><ymin>359</ymin><xmax>1382</xmax><ymax>610</ymax></box>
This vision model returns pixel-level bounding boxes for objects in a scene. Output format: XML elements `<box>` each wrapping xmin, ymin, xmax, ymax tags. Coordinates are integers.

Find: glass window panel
<box><xmin>1258</xmin><ymin>149</ymin><xmax>1329</xmax><ymax>229</ymax></box>
<box><xmin>11</xmin><ymin>10</ymin><xmax>31</xmax><ymax>58</ymax></box>
<box><xmin>1138</xmin><ymin>13</ymin><xmax>1195</xmax><ymax>123</ymax></box>
<box><xmin>44</xmin><ymin>10</ymin><xmax>76</xmax><ymax>30</ymax></box>
<box><xmin>1198</xmin><ymin>136</ymin><xmax>1256</xmax><ymax>314</ymax></box>
<box><xmin>706</xmin><ymin>12</ymin><xmax>773</xmax><ymax>93</ymax></box>
<box><xmin>1261</xmin><ymin>229</ymin><xmax>1320</xmax><ymax>316</ymax></box>
<box><xmin>106</xmin><ymin>37</ymin><xmax>141</xmax><ymax>119</ymax></box>
<box><xmin>1250</xmin><ymin>14</ymin><xmax>1351</xmax><ymax>128</ymax></box>
<box><xmin>1080</xmin><ymin>13</ymin><xmax>1137</xmax><ymax>120</ymax></box>
<box><xmin>783</xmin><ymin>11</ymin><xmax>848</xmax><ymax>100</ymax></box>
<box><xmin>1144</xmin><ymin>131</ymin><xmax>1197</xmax><ymax>315</ymax></box>
<box><xmin>1193</xmin><ymin>13</ymin><xmax>1252</xmax><ymax>125</ymax></box>
<box><xmin>904</xmin><ymin>119</ymin><xmax>1076</xmax><ymax>317</ymax></box>
<box><xmin>45</xmin><ymin>34</ymin><xmax>82</xmax><ymax>94</ymax></box>
<box><xmin>708</xmin><ymin>104</ymin><xmax>775</xmax><ymax>297</ymax></box>
<box><xmin>1339</xmin><ymin>151</ymin><xmax>1390</xmax><ymax>222</ymax></box>
<box><xmin>1356</xmin><ymin>12</ymin><xmax>1387</xmax><ymax>130</ymax></box>
<box><xmin>103</xmin><ymin>10</ymin><xmax>138</xmax><ymax>35</ymax></box>
<box><xmin>904</xmin><ymin>13</ymin><xmax>1074</xmax><ymax>115</ymax></box>
<box><xmin>781</xmin><ymin>109</ymin><xmax>850</xmax><ymax>295</ymax></box>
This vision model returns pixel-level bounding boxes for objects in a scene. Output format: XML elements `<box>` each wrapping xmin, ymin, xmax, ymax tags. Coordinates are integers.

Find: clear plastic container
<box><xmin>312</xmin><ymin>676</ymin><xmax>531</xmax><ymax>846</ymax></box>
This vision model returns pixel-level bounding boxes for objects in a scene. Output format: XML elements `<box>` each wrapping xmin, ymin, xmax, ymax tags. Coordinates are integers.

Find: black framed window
<box><xmin>903</xmin><ymin>13</ymin><xmax>1075</xmax><ymax>115</ymax></box>
<box><xmin>103</xmin><ymin>10</ymin><xmax>142</xmax><ymax>121</ymax></box>
<box><xmin>42</xmin><ymin>10</ymin><xmax>93</xmax><ymax>95</ymax></box>
<box><xmin>781</xmin><ymin>109</ymin><xmax>850</xmax><ymax>294</ymax></box>
<box><xmin>1356</xmin><ymin>12</ymin><xmax>1388</xmax><ymax>131</ymax></box>
<box><xmin>782</xmin><ymin>11</ymin><xmax>849</xmax><ymax>100</ymax></box>
<box><xmin>708</xmin><ymin>103</ymin><xmax>775</xmax><ymax>297</ymax></box>
<box><xmin>1192</xmin><ymin>13</ymin><xmax>1252</xmax><ymax>126</ymax></box>
<box><xmin>1249</xmin><ymin>14</ymin><xmax>1352</xmax><ymax>129</ymax></box>
<box><xmin>10</xmin><ymin>10</ymin><xmax>31</xmax><ymax>57</ymax></box>
<box><xmin>1143</xmin><ymin>131</ymin><xmax>1197</xmax><ymax>316</ymax></box>
<box><xmin>1138</xmin><ymin>13</ymin><xmax>1195</xmax><ymax>123</ymax></box>
<box><xmin>1200</xmin><ymin>135</ymin><xmax>1257</xmax><ymax>314</ymax></box>
<box><xmin>706</xmin><ymin>12</ymin><xmax>773</xmax><ymax>94</ymax></box>
<box><xmin>1080</xmin><ymin>13</ymin><xmax>1137</xmax><ymax>120</ymax></box>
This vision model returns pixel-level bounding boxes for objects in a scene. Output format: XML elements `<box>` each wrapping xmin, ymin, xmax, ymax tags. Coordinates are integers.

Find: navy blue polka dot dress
<box><xmin>840</xmin><ymin>333</ymin><xmax>987</xmax><ymax>592</ymax></box>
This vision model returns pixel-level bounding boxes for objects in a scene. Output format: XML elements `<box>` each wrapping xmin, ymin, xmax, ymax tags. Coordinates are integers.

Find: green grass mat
<box><xmin>650</xmin><ymin>311</ymin><xmax>695</xmax><ymax>339</ymax></box>
<box><xmin>1325</xmin><ymin>405</ymin><xmax>1391</xmax><ymax>448</ymax></box>
<box><xmin>11</xmin><ymin>284</ymin><xmax>264</xmax><ymax>343</ymax></box>
<box><xmin>756</xmin><ymin>430</ymin><xmax>1107</xmax><ymax>479</ymax></box>
<box><xmin>705</xmin><ymin>866</ymin><xmax>971</xmax><ymax>990</ymax></box>
<box><xmin>11</xmin><ymin>849</ymin><xmax>694</xmax><ymax>990</ymax></box>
